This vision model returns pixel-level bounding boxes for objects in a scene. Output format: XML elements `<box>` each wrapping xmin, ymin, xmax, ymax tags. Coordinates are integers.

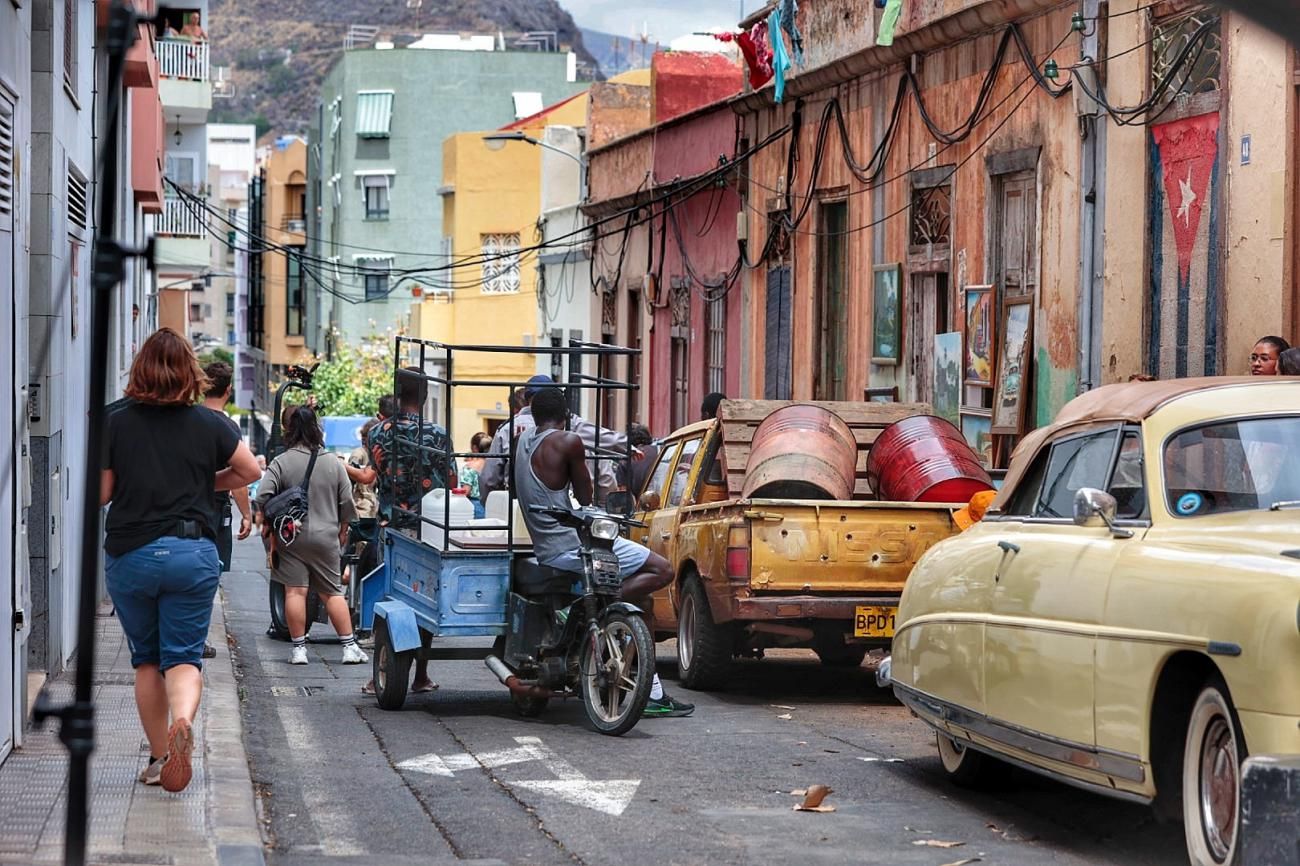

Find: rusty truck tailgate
<box><xmin>746</xmin><ymin>499</ymin><xmax>957</xmax><ymax>593</ymax></box>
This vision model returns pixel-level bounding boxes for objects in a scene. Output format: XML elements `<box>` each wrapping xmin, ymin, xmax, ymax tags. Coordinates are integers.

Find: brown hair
<box><xmin>125</xmin><ymin>328</ymin><xmax>209</xmax><ymax>405</ymax></box>
<box><xmin>204</xmin><ymin>361</ymin><xmax>233</xmax><ymax>399</ymax></box>
<box><xmin>283</xmin><ymin>405</ymin><xmax>324</xmax><ymax>450</ymax></box>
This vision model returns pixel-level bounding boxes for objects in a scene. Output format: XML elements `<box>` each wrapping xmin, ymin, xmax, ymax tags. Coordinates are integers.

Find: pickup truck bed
<box><xmin>629</xmin><ymin>399</ymin><xmax>965</xmax><ymax>690</ymax></box>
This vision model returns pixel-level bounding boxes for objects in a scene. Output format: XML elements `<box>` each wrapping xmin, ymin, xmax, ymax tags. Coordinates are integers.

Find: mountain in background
<box><xmin>208</xmin><ymin>0</ymin><xmax>598</xmax><ymax>136</ymax></box>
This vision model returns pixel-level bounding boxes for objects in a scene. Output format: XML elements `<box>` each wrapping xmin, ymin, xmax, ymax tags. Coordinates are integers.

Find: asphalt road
<box><xmin>222</xmin><ymin>538</ymin><xmax>1187</xmax><ymax>866</ymax></box>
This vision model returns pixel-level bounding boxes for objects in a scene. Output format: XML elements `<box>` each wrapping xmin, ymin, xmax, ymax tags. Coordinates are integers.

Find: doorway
<box><xmin>814</xmin><ymin>200</ymin><xmax>848</xmax><ymax>401</ymax></box>
<box><xmin>907</xmin><ymin>272</ymin><xmax>950</xmax><ymax>405</ymax></box>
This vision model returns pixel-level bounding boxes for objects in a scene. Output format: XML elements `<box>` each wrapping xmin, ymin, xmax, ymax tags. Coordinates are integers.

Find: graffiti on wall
<box><xmin>1148</xmin><ymin>112</ymin><xmax>1221</xmax><ymax>378</ymax></box>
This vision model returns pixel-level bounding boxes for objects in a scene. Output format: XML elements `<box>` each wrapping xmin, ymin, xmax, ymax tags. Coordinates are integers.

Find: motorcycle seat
<box><xmin>513</xmin><ymin>557</ymin><xmax>579</xmax><ymax>596</ymax></box>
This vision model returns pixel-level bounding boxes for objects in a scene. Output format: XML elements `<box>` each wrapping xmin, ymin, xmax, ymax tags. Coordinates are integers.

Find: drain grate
<box><xmin>270</xmin><ymin>685</ymin><xmax>326</xmax><ymax>697</ymax></box>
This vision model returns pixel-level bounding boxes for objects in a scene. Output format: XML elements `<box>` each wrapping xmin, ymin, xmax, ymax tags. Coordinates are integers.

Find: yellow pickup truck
<box><xmin>627</xmin><ymin>399</ymin><xmax>962</xmax><ymax>690</ymax></box>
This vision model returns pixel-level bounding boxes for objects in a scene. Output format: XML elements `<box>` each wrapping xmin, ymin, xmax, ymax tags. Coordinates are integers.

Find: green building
<box><xmin>307</xmin><ymin>38</ymin><xmax>586</xmax><ymax>355</ymax></box>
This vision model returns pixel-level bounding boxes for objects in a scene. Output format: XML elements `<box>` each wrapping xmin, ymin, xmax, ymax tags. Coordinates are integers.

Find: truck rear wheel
<box><xmin>677</xmin><ymin>576</ymin><xmax>732</xmax><ymax>691</ymax></box>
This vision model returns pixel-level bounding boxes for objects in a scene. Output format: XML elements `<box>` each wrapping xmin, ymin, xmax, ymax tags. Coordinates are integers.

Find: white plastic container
<box><xmin>420</xmin><ymin>487</ymin><xmax>476</xmax><ymax>549</ymax></box>
<box><xmin>484</xmin><ymin>490</ymin><xmax>533</xmax><ymax>547</ymax></box>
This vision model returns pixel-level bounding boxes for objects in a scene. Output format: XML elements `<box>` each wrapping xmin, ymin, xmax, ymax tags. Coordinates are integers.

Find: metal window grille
<box><xmin>706</xmin><ymin>296</ymin><xmax>726</xmax><ymax>394</ymax></box>
<box><xmin>599</xmin><ymin>290</ymin><xmax>618</xmax><ymax>425</ymax></box>
<box><xmin>67</xmin><ymin>163</ymin><xmax>88</xmax><ymax>235</ymax></box>
<box><xmin>481</xmin><ymin>232</ymin><xmax>521</xmax><ymax>294</ymax></box>
<box><xmin>909</xmin><ymin>183</ymin><xmax>951</xmax><ymax>251</ymax></box>
<box><xmin>626</xmin><ymin>289</ymin><xmax>642</xmax><ymax>423</ymax></box>
<box><xmin>670</xmin><ymin>282</ymin><xmax>690</xmax><ymax>429</ymax></box>
<box><xmin>1152</xmin><ymin>9</ymin><xmax>1222</xmax><ymax>101</ymax></box>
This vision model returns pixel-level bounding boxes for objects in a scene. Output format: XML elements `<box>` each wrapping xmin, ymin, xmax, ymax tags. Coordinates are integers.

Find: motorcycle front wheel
<box><xmin>580</xmin><ymin>612</ymin><xmax>654</xmax><ymax>736</ymax></box>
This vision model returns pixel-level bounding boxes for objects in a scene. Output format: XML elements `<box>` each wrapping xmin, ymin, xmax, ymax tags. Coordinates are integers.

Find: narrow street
<box><xmin>223</xmin><ymin>539</ymin><xmax>1185</xmax><ymax>866</ymax></box>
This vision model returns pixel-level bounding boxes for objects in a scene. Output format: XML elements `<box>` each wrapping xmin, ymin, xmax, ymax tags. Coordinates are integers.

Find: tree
<box><xmin>302</xmin><ymin>333</ymin><xmax>395</xmax><ymax>417</ymax></box>
<box><xmin>198</xmin><ymin>346</ymin><xmax>234</xmax><ymax>368</ymax></box>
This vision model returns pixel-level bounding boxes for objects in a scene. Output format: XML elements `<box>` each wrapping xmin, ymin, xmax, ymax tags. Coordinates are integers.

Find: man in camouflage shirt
<box><xmin>366</xmin><ymin>367</ymin><xmax>458</xmax><ymax>533</ymax></box>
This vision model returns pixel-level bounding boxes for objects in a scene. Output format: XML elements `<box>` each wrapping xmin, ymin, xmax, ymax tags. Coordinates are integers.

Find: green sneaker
<box><xmin>643</xmin><ymin>694</ymin><xmax>695</xmax><ymax>718</ymax></box>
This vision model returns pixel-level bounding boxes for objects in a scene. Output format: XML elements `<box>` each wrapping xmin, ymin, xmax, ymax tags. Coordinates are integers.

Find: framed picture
<box><xmin>871</xmin><ymin>263</ymin><xmax>902</xmax><ymax>365</ymax></box>
<box><xmin>963</xmin><ymin>284</ymin><xmax>994</xmax><ymax>387</ymax></box>
<box><xmin>992</xmin><ymin>299</ymin><xmax>1033</xmax><ymax>435</ymax></box>
<box><xmin>933</xmin><ymin>332</ymin><xmax>961</xmax><ymax>426</ymax></box>
<box><xmin>961</xmin><ymin>412</ymin><xmax>993</xmax><ymax>468</ymax></box>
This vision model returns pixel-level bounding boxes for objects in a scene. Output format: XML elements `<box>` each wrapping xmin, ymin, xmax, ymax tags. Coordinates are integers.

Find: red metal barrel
<box><xmin>865</xmin><ymin>416</ymin><xmax>993</xmax><ymax>503</ymax></box>
<box><xmin>742</xmin><ymin>405</ymin><xmax>858</xmax><ymax>501</ymax></box>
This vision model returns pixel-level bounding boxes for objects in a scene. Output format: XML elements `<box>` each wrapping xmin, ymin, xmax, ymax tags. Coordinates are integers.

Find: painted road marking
<box><xmin>395</xmin><ymin>735</ymin><xmax>641</xmax><ymax>816</ymax></box>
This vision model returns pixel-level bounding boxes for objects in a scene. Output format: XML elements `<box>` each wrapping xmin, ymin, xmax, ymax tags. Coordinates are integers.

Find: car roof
<box><xmin>991</xmin><ymin>376</ymin><xmax>1300</xmax><ymax>512</ymax></box>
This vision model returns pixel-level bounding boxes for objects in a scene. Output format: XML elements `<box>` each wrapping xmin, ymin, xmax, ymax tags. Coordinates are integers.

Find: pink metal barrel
<box><xmin>865</xmin><ymin>416</ymin><xmax>994</xmax><ymax>503</ymax></box>
<box><xmin>742</xmin><ymin>405</ymin><xmax>858</xmax><ymax>501</ymax></box>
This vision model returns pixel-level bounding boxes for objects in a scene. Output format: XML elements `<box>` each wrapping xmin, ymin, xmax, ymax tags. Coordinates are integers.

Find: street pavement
<box><xmin>223</xmin><ymin>536</ymin><xmax>1190</xmax><ymax>866</ymax></box>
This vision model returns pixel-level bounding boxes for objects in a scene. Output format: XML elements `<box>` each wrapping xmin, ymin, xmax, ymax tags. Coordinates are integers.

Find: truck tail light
<box><xmin>727</xmin><ymin>523</ymin><xmax>750</xmax><ymax>581</ymax></box>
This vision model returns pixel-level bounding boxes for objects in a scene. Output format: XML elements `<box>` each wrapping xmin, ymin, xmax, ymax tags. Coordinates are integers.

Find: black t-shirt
<box><xmin>206</xmin><ymin>408</ymin><xmax>241</xmax><ymax>514</ymax></box>
<box><xmin>104</xmin><ymin>403</ymin><xmax>240</xmax><ymax>556</ymax></box>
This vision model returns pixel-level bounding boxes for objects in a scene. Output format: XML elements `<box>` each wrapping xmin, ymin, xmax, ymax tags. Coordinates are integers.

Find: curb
<box><xmin>205</xmin><ymin>589</ymin><xmax>267</xmax><ymax>866</ymax></box>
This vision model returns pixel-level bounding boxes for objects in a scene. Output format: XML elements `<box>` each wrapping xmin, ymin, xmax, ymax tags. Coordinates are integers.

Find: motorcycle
<box><xmin>483</xmin><ymin>505</ymin><xmax>655</xmax><ymax>736</ymax></box>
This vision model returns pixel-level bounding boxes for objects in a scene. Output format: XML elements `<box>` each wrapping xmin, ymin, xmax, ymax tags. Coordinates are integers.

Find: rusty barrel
<box><xmin>865</xmin><ymin>415</ymin><xmax>994</xmax><ymax>503</ymax></box>
<box><xmin>742</xmin><ymin>405</ymin><xmax>858</xmax><ymax>501</ymax></box>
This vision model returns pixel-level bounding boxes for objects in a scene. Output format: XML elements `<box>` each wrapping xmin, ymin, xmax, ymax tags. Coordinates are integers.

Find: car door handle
<box><xmin>660</xmin><ymin>531</ymin><xmax>672</xmax><ymax>541</ymax></box>
<box><xmin>640</xmin><ymin>535</ymin><xmax>650</xmax><ymax>543</ymax></box>
<box><xmin>997</xmin><ymin>540</ymin><xmax>1021</xmax><ymax>554</ymax></box>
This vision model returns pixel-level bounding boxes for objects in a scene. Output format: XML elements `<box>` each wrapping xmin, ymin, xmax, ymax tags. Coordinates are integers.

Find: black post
<box><xmin>30</xmin><ymin>5</ymin><xmax>149</xmax><ymax>865</ymax></box>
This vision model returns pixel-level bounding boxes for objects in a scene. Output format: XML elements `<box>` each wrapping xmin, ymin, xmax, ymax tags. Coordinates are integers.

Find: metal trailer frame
<box><xmin>360</xmin><ymin>337</ymin><xmax>640</xmax><ymax>664</ymax></box>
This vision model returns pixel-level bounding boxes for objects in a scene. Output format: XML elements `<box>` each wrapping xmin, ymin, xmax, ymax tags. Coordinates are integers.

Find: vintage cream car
<box><xmin>888</xmin><ymin>377</ymin><xmax>1300</xmax><ymax>866</ymax></box>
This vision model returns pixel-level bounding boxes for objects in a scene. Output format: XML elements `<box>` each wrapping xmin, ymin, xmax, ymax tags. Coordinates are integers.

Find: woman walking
<box><xmin>102</xmin><ymin>328</ymin><xmax>261</xmax><ymax>792</ymax></box>
<box><xmin>257</xmin><ymin>405</ymin><xmax>367</xmax><ymax>666</ymax></box>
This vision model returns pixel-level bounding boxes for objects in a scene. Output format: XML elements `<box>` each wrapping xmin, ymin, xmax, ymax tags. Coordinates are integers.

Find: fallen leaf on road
<box><xmin>790</xmin><ymin>788</ymin><xmax>807</xmax><ymax>796</ymax></box>
<box><xmin>776</xmin><ymin>713</ymin><xmax>793</xmax><ymax>720</ymax></box>
<box><xmin>940</xmin><ymin>859</ymin><xmax>982</xmax><ymax>866</ymax></box>
<box><xmin>912</xmin><ymin>839</ymin><xmax>965</xmax><ymax>848</ymax></box>
<box><xmin>771</xmin><ymin>704</ymin><xmax>797</xmax><ymax>710</ymax></box>
<box><xmin>793</xmin><ymin>784</ymin><xmax>836</xmax><ymax>812</ymax></box>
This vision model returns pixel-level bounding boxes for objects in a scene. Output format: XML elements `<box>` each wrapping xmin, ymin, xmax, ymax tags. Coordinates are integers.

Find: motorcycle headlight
<box><xmin>590</xmin><ymin>518</ymin><xmax>619</xmax><ymax>541</ymax></box>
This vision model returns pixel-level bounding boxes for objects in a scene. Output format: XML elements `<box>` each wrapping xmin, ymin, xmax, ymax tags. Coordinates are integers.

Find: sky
<box><xmin>562</xmin><ymin>0</ymin><xmax>747</xmax><ymax>41</ymax></box>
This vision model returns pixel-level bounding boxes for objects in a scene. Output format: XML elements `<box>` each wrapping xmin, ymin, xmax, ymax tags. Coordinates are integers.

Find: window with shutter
<box><xmin>0</xmin><ymin>94</ymin><xmax>13</xmax><ymax>229</ymax></box>
<box><xmin>63</xmin><ymin>0</ymin><xmax>77</xmax><ymax>98</ymax></box>
<box><xmin>706</xmin><ymin>295</ymin><xmax>726</xmax><ymax>395</ymax></box>
<box><xmin>67</xmin><ymin>163</ymin><xmax>88</xmax><ymax>237</ymax></box>
<box><xmin>626</xmin><ymin>288</ymin><xmax>642</xmax><ymax>423</ymax></box>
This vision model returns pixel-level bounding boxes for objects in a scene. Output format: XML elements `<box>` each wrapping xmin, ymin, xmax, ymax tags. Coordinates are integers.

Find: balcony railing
<box><xmin>156</xmin><ymin>195</ymin><xmax>206</xmax><ymax>238</ymax></box>
<box><xmin>280</xmin><ymin>213</ymin><xmax>306</xmax><ymax>233</ymax></box>
<box><xmin>156</xmin><ymin>38</ymin><xmax>210</xmax><ymax>82</ymax></box>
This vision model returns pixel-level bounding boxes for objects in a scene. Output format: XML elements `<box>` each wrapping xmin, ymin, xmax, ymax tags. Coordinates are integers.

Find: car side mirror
<box><xmin>639</xmin><ymin>490</ymin><xmax>661</xmax><ymax>511</ymax></box>
<box><xmin>1073</xmin><ymin>488</ymin><xmax>1133</xmax><ymax>538</ymax></box>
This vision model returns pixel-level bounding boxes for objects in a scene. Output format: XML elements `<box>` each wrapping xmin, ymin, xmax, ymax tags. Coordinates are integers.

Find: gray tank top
<box><xmin>514</xmin><ymin>427</ymin><xmax>579</xmax><ymax>565</ymax></box>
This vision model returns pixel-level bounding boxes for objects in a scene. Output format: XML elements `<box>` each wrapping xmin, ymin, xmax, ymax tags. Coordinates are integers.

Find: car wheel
<box><xmin>676</xmin><ymin>576</ymin><xmax>732</xmax><ymax>691</ymax></box>
<box><xmin>1182</xmin><ymin>681</ymin><xmax>1244</xmax><ymax>866</ymax></box>
<box><xmin>936</xmin><ymin>733</ymin><xmax>996</xmax><ymax>787</ymax></box>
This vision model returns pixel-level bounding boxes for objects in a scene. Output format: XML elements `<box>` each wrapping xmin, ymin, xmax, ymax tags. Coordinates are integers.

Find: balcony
<box><xmin>280</xmin><ymin>213</ymin><xmax>306</xmax><ymax>234</ymax></box>
<box><xmin>152</xmin><ymin>194</ymin><xmax>208</xmax><ymax>269</ymax></box>
<box><xmin>157</xmin><ymin>38</ymin><xmax>211</xmax><ymax>121</ymax></box>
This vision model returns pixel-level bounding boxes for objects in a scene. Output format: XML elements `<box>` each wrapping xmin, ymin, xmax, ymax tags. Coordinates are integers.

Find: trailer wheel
<box><xmin>372</xmin><ymin>619</ymin><xmax>411</xmax><ymax>711</ymax></box>
<box><xmin>677</xmin><ymin>576</ymin><xmax>732</xmax><ymax>691</ymax></box>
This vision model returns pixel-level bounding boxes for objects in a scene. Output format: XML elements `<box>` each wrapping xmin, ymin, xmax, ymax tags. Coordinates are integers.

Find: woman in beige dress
<box><xmin>257</xmin><ymin>405</ymin><xmax>367</xmax><ymax>666</ymax></box>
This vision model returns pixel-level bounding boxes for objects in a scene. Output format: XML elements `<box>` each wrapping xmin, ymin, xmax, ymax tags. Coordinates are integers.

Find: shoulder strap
<box><xmin>300</xmin><ymin>448</ymin><xmax>319</xmax><ymax>495</ymax></box>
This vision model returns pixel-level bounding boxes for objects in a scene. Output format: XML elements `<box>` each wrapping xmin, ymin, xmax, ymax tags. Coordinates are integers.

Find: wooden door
<box><xmin>815</xmin><ymin>201</ymin><xmax>848</xmax><ymax>401</ymax></box>
<box><xmin>907</xmin><ymin>272</ymin><xmax>949</xmax><ymax>405</ymax></box>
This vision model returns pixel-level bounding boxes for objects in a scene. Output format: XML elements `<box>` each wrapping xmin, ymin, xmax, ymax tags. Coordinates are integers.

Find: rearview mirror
<box><xmin>605</xmin><ymin>490</ymin><xmax>633</xmax><ymax>516</ymax></box>
<box><xmin>1073</xmin><ymin>488</ymin><xmax>1132</xmax><ymax>538</ymax></box>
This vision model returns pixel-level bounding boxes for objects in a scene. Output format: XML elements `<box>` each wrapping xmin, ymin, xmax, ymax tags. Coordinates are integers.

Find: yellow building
<box><xmin>417</xmin><ymin>93</ymin><xmax>589</xmax><ymax>445</ymax></box>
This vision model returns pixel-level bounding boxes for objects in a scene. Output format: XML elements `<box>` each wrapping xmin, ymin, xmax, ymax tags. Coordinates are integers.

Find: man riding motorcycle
<box><xmin>514</xmin><ymin>388</ymin><xmax>695</xmax><ymax>718</ymax></box>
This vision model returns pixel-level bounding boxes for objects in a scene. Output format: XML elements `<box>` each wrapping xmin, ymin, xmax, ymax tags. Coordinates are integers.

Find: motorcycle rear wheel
<box><xmin>580</xmin><ymin>612</ymin><xmax>654</xmax><ymax>736</ymax></box>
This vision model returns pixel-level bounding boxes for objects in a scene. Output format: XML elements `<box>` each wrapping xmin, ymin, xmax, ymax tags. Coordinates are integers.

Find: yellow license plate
<box><xmin>854</xmin><ymin>605</ymin><xmax>897</xmax><ymax>638</ymax></box>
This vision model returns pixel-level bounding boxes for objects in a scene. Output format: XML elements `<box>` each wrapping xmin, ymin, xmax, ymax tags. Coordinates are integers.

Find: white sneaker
<box><xmin>138</xmin><ymin>755</ymin><xmax>167</xmax><ymax>786</ymax></box>
<box><xmin>289</xmin><ymin>645</ymin><xmax>309</xmax><ymax>665</ymax></box>
<box><xmin>341</xmin><ymin>643</ymin><xmax>369</xmax><ymax>665</ymax></box>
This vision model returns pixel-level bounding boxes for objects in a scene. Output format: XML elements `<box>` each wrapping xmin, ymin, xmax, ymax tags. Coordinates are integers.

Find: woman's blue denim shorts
<box><xmin>105</xmin><ymin>536</ymin><xmax>221</xmax><ymax>671</ymax></box>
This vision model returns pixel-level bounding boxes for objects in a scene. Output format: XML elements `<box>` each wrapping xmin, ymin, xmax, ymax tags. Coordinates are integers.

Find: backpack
<box><xmin>263</xmin><ymin>448</ymin><xmax>319</xmax><ymax>547</ymax></box>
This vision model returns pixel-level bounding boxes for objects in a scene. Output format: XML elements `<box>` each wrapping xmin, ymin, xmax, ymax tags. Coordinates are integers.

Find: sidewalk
<box><xmin>0</xmin><ymin>592</ymin><xmax>266</xmax><ymax>866</ymax></box>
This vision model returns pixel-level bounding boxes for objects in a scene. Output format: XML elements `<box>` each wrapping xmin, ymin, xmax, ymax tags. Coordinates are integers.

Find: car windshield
<box><xmin>1163</xmin><ymin>416</ymin><xmax>1300</xmax><ymax>517</ymax></box>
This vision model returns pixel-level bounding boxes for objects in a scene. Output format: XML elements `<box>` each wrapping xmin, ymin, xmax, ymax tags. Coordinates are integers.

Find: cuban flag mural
<box><xmin>1148</xmin><ymin>112</ymin><xmax>1221</xmax><ymax>378</ymax></box>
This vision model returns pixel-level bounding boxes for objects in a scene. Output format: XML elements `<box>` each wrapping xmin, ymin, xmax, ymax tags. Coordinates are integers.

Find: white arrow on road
<box><xmin>510</xmin><ymin>736</ymin><xmax>640</xmax><ymax>817</ymax></box>
<box><xmin>394</xmin><ymin>735</ymin><xmax>640</xmax><ymax>817</ymax></box>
